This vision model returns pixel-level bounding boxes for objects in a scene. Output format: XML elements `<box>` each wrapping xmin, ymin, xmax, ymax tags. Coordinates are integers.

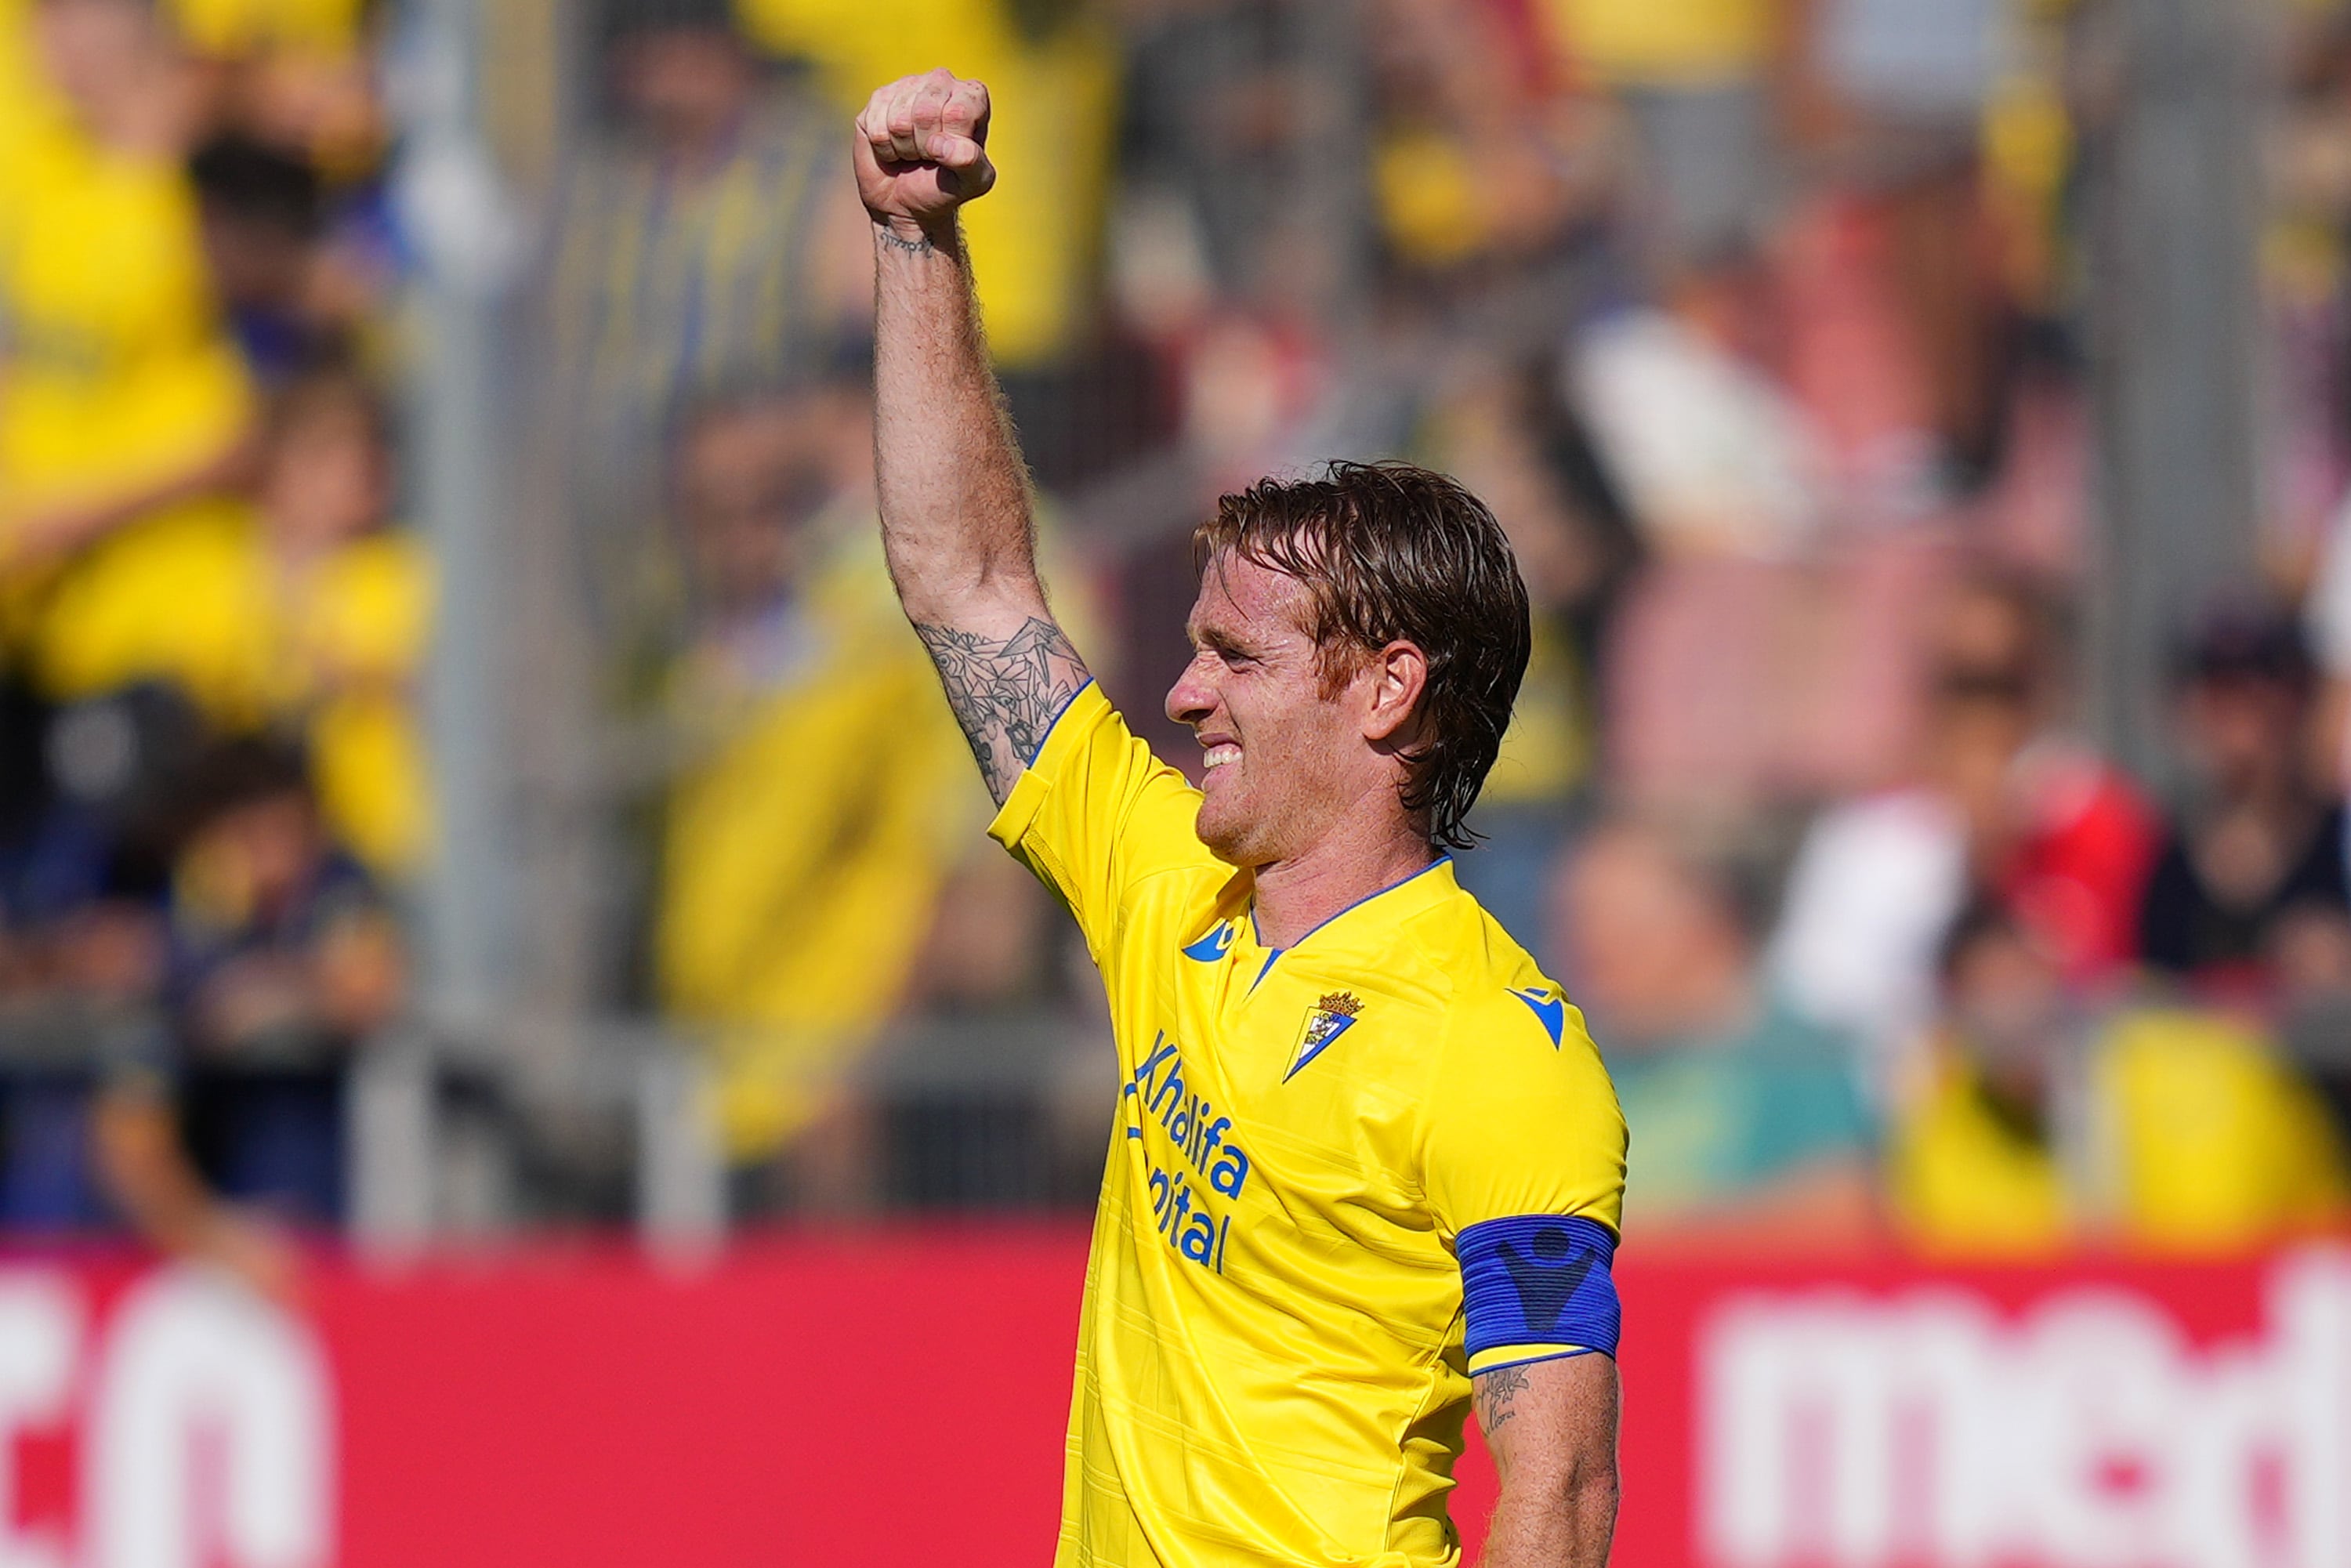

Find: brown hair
<box><xmin>1192</xmin><ymin>460</ymin><xmax>1531</xmax><ymax>851</ymax></box>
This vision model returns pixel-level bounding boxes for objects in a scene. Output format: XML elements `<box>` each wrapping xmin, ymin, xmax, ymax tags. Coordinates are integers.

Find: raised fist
<box><xmin>854</xmin><ymin>68</ymin><xmax>995</xmax><ymax>239</ymax></box>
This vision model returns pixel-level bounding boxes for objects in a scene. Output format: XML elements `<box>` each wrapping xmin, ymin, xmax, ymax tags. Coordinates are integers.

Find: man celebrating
<box><xmin>857</xmin><ymin>69</ymin><xmax>1628</xmax><ymax>1568</ymax></box>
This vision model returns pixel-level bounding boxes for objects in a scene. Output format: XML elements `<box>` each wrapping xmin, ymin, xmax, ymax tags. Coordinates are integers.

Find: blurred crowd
<box><xmin>11</xmin><ymin>0</ymin><xmax>2351</xmax><ymax>1261</ymax></box>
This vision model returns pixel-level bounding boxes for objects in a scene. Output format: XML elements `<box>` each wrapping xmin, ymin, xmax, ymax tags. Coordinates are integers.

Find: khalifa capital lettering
<box><xmin>1125</xmin><ymin>1034</ymin><xmax>1252</xmax><ymax>1273</ymax></box>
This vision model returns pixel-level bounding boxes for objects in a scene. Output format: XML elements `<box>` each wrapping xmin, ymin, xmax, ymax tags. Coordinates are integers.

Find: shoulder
<box><xmin>1406</xmin><ymin>894</ymin><xmax>1608</xmax><ymax>1090</ymax></box>
<box><xmin>1411</xmin><ymin>901</ymin><xmax>1628</xmax><ymax>1233</ymax></box>
<box><xmin>1396</xmin><ymin>883</ymin><xmax>1577</xmax><ymax>1045</ymax></box>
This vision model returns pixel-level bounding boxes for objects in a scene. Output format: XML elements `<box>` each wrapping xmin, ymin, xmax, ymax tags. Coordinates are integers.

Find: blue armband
<box><xmin>1458</xmin><ymin>1215</ymin><xmax>1620</xmax><ymax>1374</ymax></box>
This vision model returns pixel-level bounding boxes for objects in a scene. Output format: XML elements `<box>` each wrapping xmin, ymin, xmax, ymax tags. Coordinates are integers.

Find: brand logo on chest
<box><xmin>1181</xmin><ymin>921</ymin><xmax>1238</xmax><ymax>962</ymax></box>
<box><xmin>1284</xmin><ymin>991</ymin><xmax>1364</xmax><ymax>1081</ymax></box>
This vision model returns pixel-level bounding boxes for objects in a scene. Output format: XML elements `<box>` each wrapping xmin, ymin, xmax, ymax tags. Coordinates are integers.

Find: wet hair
<box><xmin>1192</xmin><ymin>460</ymin><xmax>1531</xmax><ymax>851</ymax></box>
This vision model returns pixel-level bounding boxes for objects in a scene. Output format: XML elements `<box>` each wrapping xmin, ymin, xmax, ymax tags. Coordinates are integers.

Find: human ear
<box><xmin>1361</xmin><ymin>641</ymin><xmax>1428</xmax><ymax>744</ymax></box>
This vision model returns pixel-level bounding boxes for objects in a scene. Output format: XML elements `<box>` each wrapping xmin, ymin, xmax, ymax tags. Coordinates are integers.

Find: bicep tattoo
<box><xmin>913</xmin><ymin>615</ymin><xmax>1090</xmax><ymax>803</ymax></box>
<box><xmin>1474</xmin><ymin>1363</ymin><xmax>1531</xmax><ymax>1436</ymax></box>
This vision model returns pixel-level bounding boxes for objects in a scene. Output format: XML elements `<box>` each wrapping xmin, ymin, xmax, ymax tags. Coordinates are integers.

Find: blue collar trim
<box><xmin>1247</xmin><ymin>856</ymin><xmax>1451</xmax><ymax>990</ymax></box>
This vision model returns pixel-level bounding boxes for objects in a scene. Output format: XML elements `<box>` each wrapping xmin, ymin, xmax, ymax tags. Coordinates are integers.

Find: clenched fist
<box><xmin>854</xmin><ymin>68</ymin><xmax>996</xmax><ymax>241</ymax></box>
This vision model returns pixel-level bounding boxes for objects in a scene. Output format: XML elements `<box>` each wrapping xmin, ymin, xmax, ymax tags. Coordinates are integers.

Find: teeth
<box><xmin>1203</xmin><ymin>744</ymin><xmax>1241</xmax><ymax>771</ymax></box>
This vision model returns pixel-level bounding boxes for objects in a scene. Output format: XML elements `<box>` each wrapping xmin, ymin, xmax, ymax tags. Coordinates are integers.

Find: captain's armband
<box><xmin>1458</xmin><ymin>1214</ymin><xmax>1620</xmax><ymax>1375</ymax></box>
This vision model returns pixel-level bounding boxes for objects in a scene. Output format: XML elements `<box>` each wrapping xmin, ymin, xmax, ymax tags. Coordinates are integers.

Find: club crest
<box><xmin>1285</xmin><ymin>991</ymin><xmax>1363</xmax><ymax>1081</ymax></box>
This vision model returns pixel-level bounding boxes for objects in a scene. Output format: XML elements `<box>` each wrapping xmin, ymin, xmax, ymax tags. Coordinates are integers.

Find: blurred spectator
<box><xmin>168</xmin><ymin>0</ymin><xmax>381</xmax><ymax>171</ymax></box>
<box><xmin>247</xmin><ymin>362</ymin><xmax>429</xmax><ymax>877</ymax></box>
<box><xmin>1568</xmin><ymin>246</ymin><xmax>1827</xmax><ymax>560</ymax></box>
<box><xmin>0</xmin><ymin>0</ymin><xmax>253</xmax><ymax>577</ymax></box>
<box><xmin>1368</xmin><ymin>0</ymin><xmax>1614</xmax><ymax>281</ymax></box>
<box><xmin>2139</xmin><ymin>598</ymin><xmax>2351</xmax><ymax>998</ymax></box>
<box><xmin>739</xmin><ymin>0</ymin><xmax>1116</xmax><ymax>369</ymax></box>
<box><xmin>28</xmin><ymin>360</ymin><xmax>429</xmax><ymax>877</ymax></box>
<box><xmin>1792</xmin><ymin>0</ymin><xmax>2010</xmax><ymax>493</ymax></box>
<box><xmin>1773</xmin><ymin>564</ymin><xmax>2158</xmax><ymax>1085</ymax></box>
<box><xmin>161</xmin><ymin>736</ymin><xmax>398</xmax><ymax>1224</ymax></box>
<box><xmin>1552</xmin><ymin>812</ymin><xmax>1876</xmax><ymax>1243</ymax></box>
<box><xmin>0</xmin><ymin>828</ymin><xmax>176</xmax><ymax>1231</ymax></box>
<box><xmin>549</xmin><ymin>0</ymin><xmax>869</xmax><ymax>641</ymax></box>
<box><xmin>190</xmin><ymin>132</ymin><xmax>331</xmax><ymax>386</ymax></box>
<box><xmin>650</xmin><ymin>375</ymin><xmax>975</xmax><ymax>1211</ymax></box>
<box><xmin>1538</xmin><ymin>0</ymin><xmax>1778</xmax><ymax>268</ymax></box>
<box><xmin>1889</xmin><ymin>903</ymin><xmax>2349</xmax><ymax>1257</ymax></box>
<box><xmin>0</xmin><ymin>683</ymin><xmax>203</xmax><ymax>954</ymax></box>
<box><xmin>0</xmin><ymin>729</ymin><xmax>362</xmax><ymax>1292</ymax></box>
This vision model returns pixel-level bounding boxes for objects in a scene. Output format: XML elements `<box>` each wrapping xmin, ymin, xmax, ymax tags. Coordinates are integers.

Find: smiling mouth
<box><xmin>1202</xmin><ymin>743</ymin><xmax>1241</xmax><ymax>772</ymax></box>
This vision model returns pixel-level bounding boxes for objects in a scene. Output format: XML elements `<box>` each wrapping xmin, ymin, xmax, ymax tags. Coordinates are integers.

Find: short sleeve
<box><xmin>987</xmin><ymin>683</ymin><xmax>1222</xmax><ymax>959</ymax></box>
<box><xmin>1424</xmin><ymin>989</ymin><xmax>1628</xmax><ymax>1371</ymax></box>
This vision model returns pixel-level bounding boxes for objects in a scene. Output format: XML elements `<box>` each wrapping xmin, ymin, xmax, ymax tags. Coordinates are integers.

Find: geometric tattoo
<box><xmin>912</xmin><ymin>615</ymin><xmax>1092</xmax><ymax>805</ymax></box>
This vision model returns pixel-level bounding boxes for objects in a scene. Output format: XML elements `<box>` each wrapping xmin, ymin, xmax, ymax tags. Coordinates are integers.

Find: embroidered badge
<box><xmin>1285</xmin><ymin>990</ymin><xmax>1363</xmax><ymax>1081</ymax></box>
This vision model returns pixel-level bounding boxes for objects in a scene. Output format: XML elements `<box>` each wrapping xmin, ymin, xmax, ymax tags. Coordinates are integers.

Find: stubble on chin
<box><xmin>1194</xmin><ymin>795</ymin><xmax>1264</xmax><ymax>868</ymax></box>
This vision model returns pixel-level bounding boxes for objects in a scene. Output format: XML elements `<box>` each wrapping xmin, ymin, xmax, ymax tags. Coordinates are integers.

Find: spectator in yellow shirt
<box><xmin>652</xmin><ymin>375</ymin><xmax>973</xmax><ymax>1208</ymax></box>
<box><xmin>1535</xmin><ymin>0</ymin><xmax>1783</xmax><ymax>265</ymax></box>
<box><xmin>1889</xmin><ymin>901</ymin><xmax>2350</xmax><ymax>1256</ymax></box>
<box><xmin>29</xmin><ymin>360</ymin><xmax>431</xmax><ymax>878</ymax></box>
<box><xmin>549</xmin><ymin>0</ymin><xmax>868</xmax><ymax>647</ymax></box>
<box><xmin>0</xmin><ymin>0</ymin><xmax>253</xmax><ymax>584</ymax></box>
<box><xmin>732</xmin><ymin>0</ymin><xmax>1115</xmax><ymax>371</ymax></box>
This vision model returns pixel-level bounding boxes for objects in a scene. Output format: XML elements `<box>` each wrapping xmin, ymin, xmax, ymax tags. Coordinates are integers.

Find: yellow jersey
<box><xmin>657</xmin><ymin>527</ymin><xmax>973</xmax><ymax>1160</ymax></box>
<box><xmin>1538</xmin><ymin>0</ymin><xmax>1776</xmax><ymax>85</ymax></box>
<box><xmin>0</xmin><ymin>120</ymin><xmax>250</xmax><ymax>520</ymax></box>
<box><xmin>1889</xmin><ymin>1009</ymin><xmax>2350</xmax><ymax>1258</ymax></box>
<box><xmin>27</xmin><ymin>503</ymin><xmax>432</xmax><ymax>875</ymax></box>
<box><xmin>167</xmin><ymin>0</ymin><xmax>364</xmax><ymax>58</ymax></box>
<box><xmin>990</xmin><ymin>683</ymin><xmax>1627</xmax><ymax>1568</ymax></box>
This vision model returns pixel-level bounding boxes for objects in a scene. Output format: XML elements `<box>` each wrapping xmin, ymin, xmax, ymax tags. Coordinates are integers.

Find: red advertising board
<box><xmin>4</xmin><ymin>1231</ymin><xmax>2346</xmax><ymax>1566</ymax></box>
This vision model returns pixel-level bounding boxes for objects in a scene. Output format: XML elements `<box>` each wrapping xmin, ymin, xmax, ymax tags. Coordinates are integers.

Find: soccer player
<box><xmin>857</xmin><ymin>69</ymin><xmax>1628</xmax><ymax>1568</ymax></box>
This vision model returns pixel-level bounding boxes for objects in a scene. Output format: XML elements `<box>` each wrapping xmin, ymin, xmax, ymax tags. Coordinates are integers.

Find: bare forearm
<box><xmin>1474</xmin><ymin>1357</ymin><xmax>1621</xmax><ymax>1568</ymax></box>
<box><xmin>871</xmin><ymin>220</ymin><xmax>1042</xmax><ymax>628</ymax></box>
<box><xmin>860</xmin><ymin>71</ymin><xmax>1092</xmax><ymax>801</ymax></box>
<box><xmin>92</xmin><ymin>1088</ymin><xmax>219</xmax><ymax>1253</ymax></box>
<box><xmin>873</xmin><ymin>225</ymin><xmax>1086</xmax><ymax>797</ymax></box>
<box><xmin>1480</xmin><ymin>1468</ymin><xmax>1617</xmax><ymax>1568</ymax></box>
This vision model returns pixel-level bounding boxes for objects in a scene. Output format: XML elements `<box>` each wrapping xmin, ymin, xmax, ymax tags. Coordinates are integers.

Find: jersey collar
<box><xmin>1247</xmin><ymin>856</ymin><xmax>1456</xmax><ymax>990</ymax></box>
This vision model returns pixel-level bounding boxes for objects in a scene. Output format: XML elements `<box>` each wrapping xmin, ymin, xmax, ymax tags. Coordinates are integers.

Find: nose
<box><xmin>1165</xmin><ymin>649</ymin><xmax>1218</xmax><ymax>729</ymax></box>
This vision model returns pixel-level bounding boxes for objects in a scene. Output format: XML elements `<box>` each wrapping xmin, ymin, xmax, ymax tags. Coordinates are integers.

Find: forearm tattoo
<box><xmin>1474</xmin><ymin>1363</ymin><xmax>1531</xmax><ymax>1436</ymax></box>
<box><xmin>875</xmin><ymin>226</ymin><xmax>936</xmax><ymax>257</ymax></box>
<box><xmin>913</xmin><ymin>617</ymin><xmax>1090</xmax><ymax>803</ymax></box>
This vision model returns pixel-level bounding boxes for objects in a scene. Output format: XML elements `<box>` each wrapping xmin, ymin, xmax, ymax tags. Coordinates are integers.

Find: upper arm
<box><xmin>1425</xmin><ymin>991</ymin><xmax>1627</xmax><ymax>1375</ymax></box>
<box><xmin>912</xmin><ymin>613</ymin><xmax>1094</xmax><ymax>806</ymax></box>
<box><xmin>1424</xmin><ymin>990</ymin><xmax>1625</xmax><ymax>1235</ymax></box>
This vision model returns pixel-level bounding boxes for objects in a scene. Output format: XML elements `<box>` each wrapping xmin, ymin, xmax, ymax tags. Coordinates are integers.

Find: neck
<box><xmin>1249</xmin><ymin>813</ymin><xmax>1437</xmax><ymax>950</ymax></box>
